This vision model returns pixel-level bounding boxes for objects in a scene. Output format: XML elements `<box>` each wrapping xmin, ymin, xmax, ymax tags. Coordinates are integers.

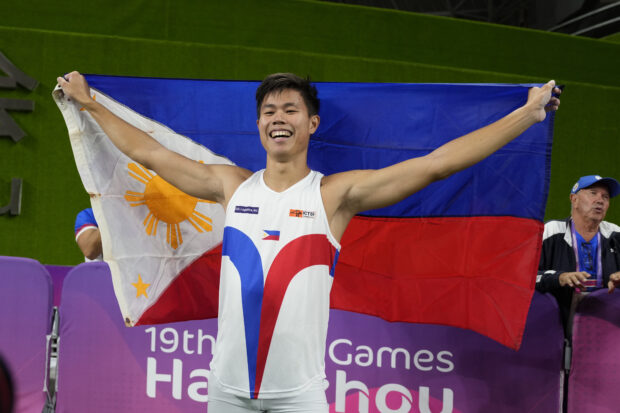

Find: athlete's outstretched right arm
<box><xmin>57</xmin><ymin>71</ymin><xmax>250</xmax><ymax>205</ymax></box>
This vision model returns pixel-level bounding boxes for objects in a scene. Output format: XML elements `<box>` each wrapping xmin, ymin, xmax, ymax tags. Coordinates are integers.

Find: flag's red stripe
<box><xmin>135</xmin><ymin>245</ymin><xmax>222</xmax><ymax>326</ymax></box>
<box><xmin>331</xmin><ymin>215</ymin><xmax>543</xmax><ymax>350</ymax></box>
<box><xmin>138</xmin><ymin>215</ymin><xmax>541</xmax><ymax>350</ymax></box>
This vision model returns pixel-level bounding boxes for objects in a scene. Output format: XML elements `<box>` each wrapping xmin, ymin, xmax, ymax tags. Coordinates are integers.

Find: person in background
<box><xmin>74</xmin><ymin>207</ymin><xmax>103</xmax><ymax>261</ymax></box>
<box><xmin>536</xmin><ymin>175</ymin><xmax>620</xmax><ymax>332</ymax></box>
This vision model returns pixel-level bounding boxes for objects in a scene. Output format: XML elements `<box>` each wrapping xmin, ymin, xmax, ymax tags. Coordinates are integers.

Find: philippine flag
<box><xmin>54</xmin><ymin>76</ymin><xmax>554</xmax><ymax>350</ymax></box>
<box><xmin>263</xmin><ymin>230</ymin><xmax>281</xmax><ymax>241</ymax></box>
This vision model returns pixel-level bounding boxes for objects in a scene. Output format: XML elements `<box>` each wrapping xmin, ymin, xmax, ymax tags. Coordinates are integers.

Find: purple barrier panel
<box><xmin>56</xmin><ymin>262</ymin><xmax>564</xmax><ymax>413</ymax></box>
<box><xmin>325</xmin><ymin>292</ymin><xmax>564</xmax><ymax>413</ymax></box>
<box><xmin>0</xmin><ymin>256</ymin><xmax>52</xmax><ymax>413</ymax></box>
<box><xmin>568</xmin><ymin>289</ymin><xmax>620</xmax><ymax>413</ymax></box>
<box><xmin>56</xmin><ymin>262</ymin><xmax>215</xmax><ymax>412</ymax></box>
<box><xmin>45</xmin><ymin>265</ymin><xmax>73</xmax><ymax>307</ymax></box>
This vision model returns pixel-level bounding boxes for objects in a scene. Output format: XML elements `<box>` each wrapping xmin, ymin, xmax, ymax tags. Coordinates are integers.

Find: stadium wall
<box><xmin>0</xmin><ymin>0</ymin><xmax>618</xmax><ymax>264</ymax></box>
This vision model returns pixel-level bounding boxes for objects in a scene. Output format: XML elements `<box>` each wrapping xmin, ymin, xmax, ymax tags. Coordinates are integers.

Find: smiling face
<box><xmin>571</xmin><ymin>183</ymin><xmax>611</xmax><ymax>225</ymax></box>
<box><xmin>256</xmin><ymin>88</ymin><xmax>320</xmax><ymax>162</ymax></box>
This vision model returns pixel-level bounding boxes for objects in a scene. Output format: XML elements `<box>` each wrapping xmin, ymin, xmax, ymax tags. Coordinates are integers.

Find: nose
<box><xmin>272</xmin><ymin>110</ymin><xmax>285</xmax><ymax>124</ymax></box>
<box><xmin>593</xmin><ymin>193</ymin><xmax>607</xmax><ymax>205</ymax></box>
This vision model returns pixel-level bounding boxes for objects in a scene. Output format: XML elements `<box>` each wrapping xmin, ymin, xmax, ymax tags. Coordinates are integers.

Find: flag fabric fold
<box><xmin>54</xmin><ymin>77</ymin><xmax>554</xmax><ymax>349</ymax></box>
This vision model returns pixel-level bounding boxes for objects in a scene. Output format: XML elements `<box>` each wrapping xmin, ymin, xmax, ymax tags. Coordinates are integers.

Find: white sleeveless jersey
<box><xmin>209</xmin><ymin>170</ymin><xmax>341</xmax><ymax>399</ymax></box>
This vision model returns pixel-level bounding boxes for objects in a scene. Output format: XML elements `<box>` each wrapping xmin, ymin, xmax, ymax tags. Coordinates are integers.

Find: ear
<box><xmin>309</xmin><ymin>114</ymin><xmax>320</xmax><ymax>134</ymax></box>
<box><xmin>570</xmin><ymin>193</ymin><xmax>578</xmax><ymax>206</ymax></box>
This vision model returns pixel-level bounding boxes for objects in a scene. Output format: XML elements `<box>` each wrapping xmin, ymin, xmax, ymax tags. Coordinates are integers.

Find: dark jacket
<box><xmin>536</xmin><ymin>218</ymin><xmax>620</xmax><ymax>332</ymax></box>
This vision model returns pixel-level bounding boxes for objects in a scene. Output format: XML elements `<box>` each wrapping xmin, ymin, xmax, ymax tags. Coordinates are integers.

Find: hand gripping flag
<box><xmin>54</xmin><ymin>77</ymin><xmax>555</xmax><ymax>349</ymax></box>
<box><xmin>53</xmin><ymin>84</ymin><xmax>233</xmax><ymax>327</ymax></box>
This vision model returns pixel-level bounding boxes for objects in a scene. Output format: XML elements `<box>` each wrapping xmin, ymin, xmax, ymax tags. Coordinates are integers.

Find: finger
<box><xmin>543</xmin><ymin>80</ymin><xmax>556</xmax><ymax>92</ymax></box>
<box><xmin>608</xmin><ymin>280</ymin><xmax>616</xmax><ymax>293</ymax></box>
<box><xmin>573</xmin><ymin>274</ymin><xmax>584</xmax><ymax>283</ymax></box>
<box><xmin>544</xmin><ymin>102</ymin><xmax>560</xmax><ymax>112</ymax></box>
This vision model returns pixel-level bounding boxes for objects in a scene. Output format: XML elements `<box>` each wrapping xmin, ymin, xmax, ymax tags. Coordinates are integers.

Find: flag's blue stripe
<box><xmin>85</xmin><ymin>75</ymin><xmax>552</xmax><ymax>221</ymax></box>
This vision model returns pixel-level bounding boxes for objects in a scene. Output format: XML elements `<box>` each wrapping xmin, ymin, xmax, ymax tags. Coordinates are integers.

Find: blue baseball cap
<box><xmin>571</xmin><ymin>175</ymin><xmax>620</xmax><ymax>198</ymax></box>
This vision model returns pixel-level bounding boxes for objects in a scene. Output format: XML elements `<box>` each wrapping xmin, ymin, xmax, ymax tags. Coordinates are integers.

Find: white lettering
<box><xmin>183</xmin><ymin>331</ymin><xmax>195</xmax><ymax>354</ymax></box>
<box><xmin>146</xmin><ymin>357</ymin><xmax>182</xmax><ymax>400</ymax></box>
<box><xmin>354</xmin><ymin>345</ymin><xmax>373</xmax><ymax>367</ymax></box>
<box><xmin>196</xmin><ymin>329</ymin><xmax>216</xmax><ymax>355</ymax></box>
<box><xmin>145</xmin><ymin>327</ymin><xmax>216</xmax><ymax>355</ymax></box>
<box><xmin>335</xmin><ymin>369</ymin><xmax>369</xmax><ymax>413</ymax></box>
<box><xmin>329</xmin><ymin>338</ymin><xmax>353</xmax><ymax>366</ymax></box>
<box><xmin>376</xmin><ymin>383</ymin><xmax>413</xmax><ymax>413</ymax></box>
<box><xmin>187</xmin><ymin>368</ymin><xmax>209</xmax><ymax>402</ymax></box>
<box><xmin>160</xmin><ymin>328</ymin><xmax>179</xmax><ymax>353</ymax></box>
<box><xmin>377</xmin><ymin>347</ymin><xmax>410</xmax><ymax>369</ymax></box>
<box><xmin>419</xmin><ymin>386</ymin><xmax>453</xmax><ymax>413</ymax></box>
<box><xmin>413</xmin><ymin>350</ymin><xmax>433</xmax><ymax>371</ymax></box>
<box><xmin>328</xmin><ymin>339</ymin><xmax>454</xmax><ymax>373</ymax></box>
<box><xmin>436</xmin><ymin>351</ymin><xmax>454</xmax><ymax>373</ymax></box>
<box><xmin>145</xmin><ymin>326</ymin><xmax>156</xmax><ymax>352</ymax></box>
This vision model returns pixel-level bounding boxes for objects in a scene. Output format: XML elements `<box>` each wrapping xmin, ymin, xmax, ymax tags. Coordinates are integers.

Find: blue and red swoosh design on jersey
<box><xmin>222</xmin><ymin>227</ymin><xmax>338</xmax><ymax>398</ymax></box>
<box><xmin>90</xmin><ymin>76</ymin><xmax>555</xmax><ymax>351</ymax></box>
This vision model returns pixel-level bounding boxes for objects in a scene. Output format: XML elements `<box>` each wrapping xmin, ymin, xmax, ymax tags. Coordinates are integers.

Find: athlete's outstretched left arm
<box><xmin>323</xmin><ymin>81</ymin><xmax>561</xmax><ymax>240</ymax></box>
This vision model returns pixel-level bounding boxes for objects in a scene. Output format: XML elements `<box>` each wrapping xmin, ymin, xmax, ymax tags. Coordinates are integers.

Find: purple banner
<box><xmin>568</xmin><ymin>289</ymin><xmax>620</xmax><ymax>413</ymax></box>
<box><xmin>45</xmin><ymin>264</ymin><xmax>72</xmax><ymax>307</ymax></box>
<box><xmin>55</xmin><ymin>262</ymin><xmax>563</xmax><ymax>412</ymax></box>
<box><xmin>0</xmin><ymin>256</ymin><xmax>52</xmax><ymax>413</ymax></box>
<box><xmin>325</xmin><ymin>294</ymin><xmax>563</xmax><ymax>412</ymax></box>
<box><xmin>56</xmin><ymin>262</ymin><xmax>215</xmax><ymax>412</ymax></box>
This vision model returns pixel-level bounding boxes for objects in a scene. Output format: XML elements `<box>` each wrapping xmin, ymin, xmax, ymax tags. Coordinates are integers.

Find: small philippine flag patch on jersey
<box><xmin>263</xmin><ymin>230</ymin><xmax>280</xmax><ymax>241</ymax></box>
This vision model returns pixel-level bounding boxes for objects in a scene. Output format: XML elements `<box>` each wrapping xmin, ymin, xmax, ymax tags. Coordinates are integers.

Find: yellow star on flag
<box><xmin>132</xmin><ymin>274</ymin><xmax>150</xmax><ymax>298</ymax></box>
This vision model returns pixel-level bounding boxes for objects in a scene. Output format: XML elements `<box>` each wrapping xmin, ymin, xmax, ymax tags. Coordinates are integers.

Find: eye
<box><xmin>286</xmin><ymin>109</ymin><xmax>298</xmax><ymax>114</ymax></box>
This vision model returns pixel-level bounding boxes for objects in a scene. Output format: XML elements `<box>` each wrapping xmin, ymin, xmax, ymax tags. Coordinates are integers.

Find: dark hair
<box><xmin>255</xmin><ymin>73</ymin><xmax>319</xmax><ymax>118</ymax></box>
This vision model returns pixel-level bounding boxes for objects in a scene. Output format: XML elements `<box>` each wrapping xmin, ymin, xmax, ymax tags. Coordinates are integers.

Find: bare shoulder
<box><xmin>321</xmin><ymin>170</ymin><xmax>363</xmax><ymax>199</ymax></box>
<box><xmin>211</xmin><ymin>163</ymin><xmax>253</xmax><ymax>179</ymax></box>
<box><xmin>213</xmin><ymin>164</ymin><xmax>253</xmax><ymax>205</ymax></box>
<box><xmin>320</xmin><ymin>170</ymin><xmax>369</xmax><ymax>216</ymax></box>
<box><xmin>320</xmin><ymin>170</ymin><xmax>373</xmax><ymax>241</ymax></box>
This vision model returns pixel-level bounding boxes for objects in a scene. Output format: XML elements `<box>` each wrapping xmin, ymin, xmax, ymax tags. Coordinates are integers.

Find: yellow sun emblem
<box><xmin>124</xmin><ymin>163</ymin><xmax>215</xmax><ymax>249</ymax></box>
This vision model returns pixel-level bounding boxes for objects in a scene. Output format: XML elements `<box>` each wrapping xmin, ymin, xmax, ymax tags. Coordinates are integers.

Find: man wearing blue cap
<box><xmin>536</xmin><ymin>175</ymin><xmax>620</xmax><ymax>330</ymax></box>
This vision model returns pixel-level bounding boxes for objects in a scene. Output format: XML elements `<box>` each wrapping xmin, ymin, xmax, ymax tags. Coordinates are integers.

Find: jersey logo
<box><xmin>222</xmin><ymin>226</ymin><xmax>338</xmax><ymax>399</ymax></box>
<box><xmin>262</xmin><ymin>230</ymin><xmax>280</xmax><ymax>241</ymax></box>
<box><xmin>235</xmin><ymin>205</ymin><xmax>259</xmax><ymax>214</ymax></box>
<box><xmin>289</xmin><ymin>209</ymin><xmax>315</xmax><ymax>218</ymax></box>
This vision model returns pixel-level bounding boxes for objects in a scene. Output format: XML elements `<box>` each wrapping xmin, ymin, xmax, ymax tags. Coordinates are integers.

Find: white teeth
<box><xmin>271</xmin><ymin>130</ymin><xmax>292</xmax><ymax>138</ymax></box>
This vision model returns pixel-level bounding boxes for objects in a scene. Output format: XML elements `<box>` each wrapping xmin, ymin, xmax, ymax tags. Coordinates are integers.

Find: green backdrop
<box><xmin>1</xmin><ymin>0</ymin><xmax>619</xmax><ymax>264</ymax></box>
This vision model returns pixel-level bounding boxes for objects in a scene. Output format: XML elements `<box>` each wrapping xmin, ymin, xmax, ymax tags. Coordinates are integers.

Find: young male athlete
<box><xmin>57</xmin><ymin>72</ymin><xmax>561</xmax><ymax>412</ymax></box>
